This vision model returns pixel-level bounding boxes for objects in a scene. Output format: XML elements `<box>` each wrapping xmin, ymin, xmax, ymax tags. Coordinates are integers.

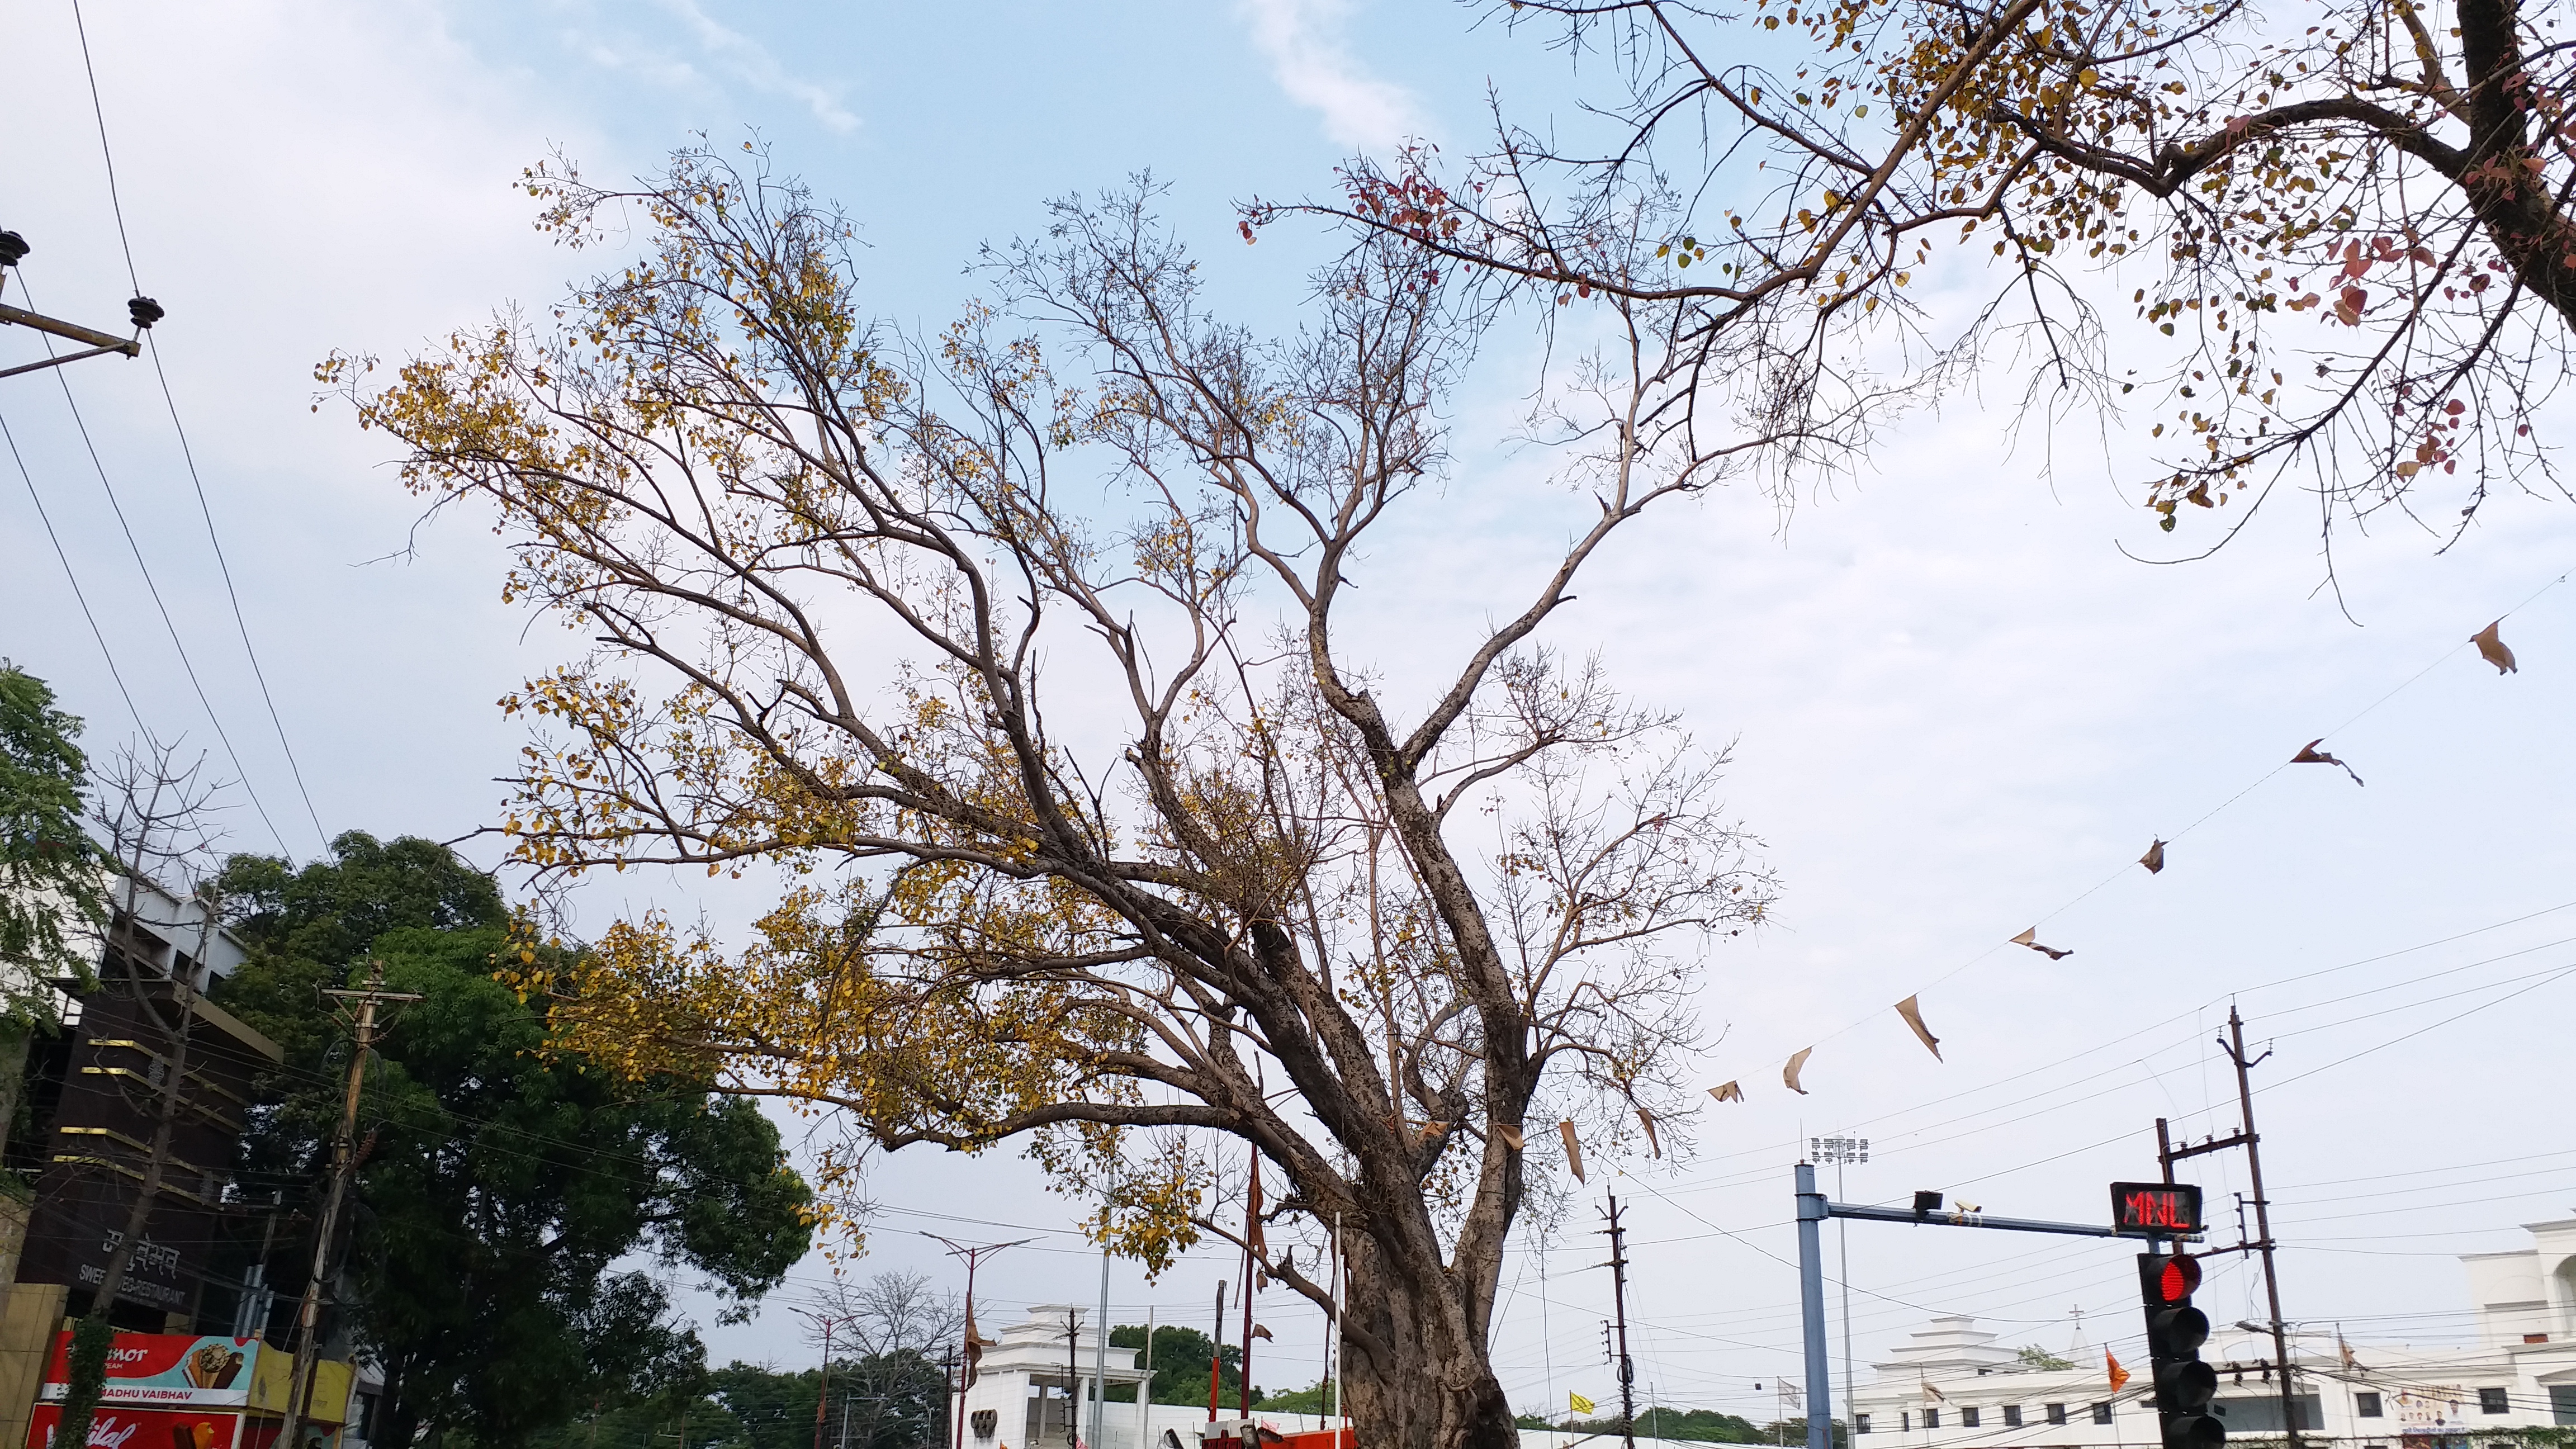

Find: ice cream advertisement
<box><xmin>37</xmin><ymin>1336</ymin><xmax>259</xmax><ymax>1407</ymax></box>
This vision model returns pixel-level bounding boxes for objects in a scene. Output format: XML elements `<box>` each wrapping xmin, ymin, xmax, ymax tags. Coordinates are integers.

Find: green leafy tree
<box><xmin>0</xmin><ymin>665</ymin><xmax>104</xmax><ymax>1125</ymax></box>
<box><xmin>2017</xmin><ymin>1345</ymin><xmax>2077</xmax><ymax>1371</ymax></box>
<box><xmin>214</xmin><ymin>835</ymin><xmax>815</xmax><ymax>1449</ymax></box>
<box><xmin>1106</xmin><ymin>1324</ymin><xmax>1257</xmax><ymax>1409</ymax></box>
<box><xmin>700</xmin><ymin>1363</ymin><xmax>812</xmax><ymax>1449</ymax></box>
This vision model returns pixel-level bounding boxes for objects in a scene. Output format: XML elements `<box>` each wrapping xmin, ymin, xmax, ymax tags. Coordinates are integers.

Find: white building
<box><xmin>953</xmin><ymin>1304</ymin><xmax>1711</xmax><ymax>1448</ymax></box>
<box><xmin>1850</xmin><ymin>1217</ymin><xmax>2576</xmax><ymax>1449</ymax></box>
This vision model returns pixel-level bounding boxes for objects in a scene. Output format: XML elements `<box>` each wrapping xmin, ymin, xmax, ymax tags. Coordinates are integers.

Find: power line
<box><xmin>145</xmin><ymin>337</ymin><xmax>329</xmax><ymax>851</ymax></box>
<box><xmin>15</xmin><ymin>273</ymin><xmax>294</xmax><ymax>855</ymax></box>
<box><xmin>67</xmin><ymin>0</ymin><xmax>140</xmax><ymax>295</ymax></box>
<box><xmin>0</xmin><ymin>405</ymin><xmax>144</xmax><ymax>727</ymax></box>
<box><xmin>61</xmin><ymin>0</ymin><xmax>328</xmax><ymax>851</ymax></box>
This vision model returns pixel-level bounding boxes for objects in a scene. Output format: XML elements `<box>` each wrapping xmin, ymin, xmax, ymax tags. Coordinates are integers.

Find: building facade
<box><xmin>1850</xmin><ymin>1218</ymin><xmax>2576</xmax><ymax>1449</ymax></box>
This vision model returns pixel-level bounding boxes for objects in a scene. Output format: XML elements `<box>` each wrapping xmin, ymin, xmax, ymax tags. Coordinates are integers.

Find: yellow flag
<box><xmin>2107</xmin><ymin>1349</ymin><xmax>2132</xmax><ymax>1393</ymax></box>
<box><xmin>1570</xmin><ymin>1391</ymin><xmax>1597</xmax><ymax>1416</ymax></box>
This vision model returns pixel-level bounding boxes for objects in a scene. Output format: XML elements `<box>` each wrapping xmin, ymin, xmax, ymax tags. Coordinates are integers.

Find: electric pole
<box><xmin>2154</xmin><ymin>1006</ymin><xmax>2298</xmax><ymax>1449</ymax></box>
<box><xmin>1602</xmin><ymin>1194</ymin><xmax>1637</xmax><ymax>1449</ymax></box>
<box><xmin>278</xmin><ymin>963</ymin><xmax>419</xmax><ymax>1449</ymax></box>
<box><xmin>2222</xmin><ymin>1008</ymin><xmax>2299</xmax><ymax>1449</ymax></box>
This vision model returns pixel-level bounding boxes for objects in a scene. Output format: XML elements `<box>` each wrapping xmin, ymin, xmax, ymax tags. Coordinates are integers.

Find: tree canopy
<box><xmin>214</xmin><ymin>834</ymin><xmax>815</xmax><ymax>1449</ymax></box>
<box><xmin>329</xmin><ymin>141</ymin><xmax>1775</xmax><ymax>1449</ymax></box>
<box><xmin>1287</xmin><ymin>0</ymin><xmax>2576</xmax><ymax>556</ymax></box>
<box><xmin>0</xmin><ymin>665</ymin><xmax>103</xmax><ymax>1010</ymax></box>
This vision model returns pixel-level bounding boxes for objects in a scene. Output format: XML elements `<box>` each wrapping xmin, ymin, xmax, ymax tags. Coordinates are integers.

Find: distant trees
<box><xmin>1105</xmin><ymin>1324</ymin><xmax>1256</xmax><ymax>1409</ymax></box>
<box><xmin>214</xmin><ymin>833</ymin><xmax>814</xmax><ymax>1449</ymax></box>
<box><xmin>1511</xmin><ymin>1405</ymin><xmax>1792</xmax><ymax>1444</ymax></box>
<box><xmin>787</xmin><ymin>1271</ymin><xmax>960</xmax><ymax>1449</ymax></box>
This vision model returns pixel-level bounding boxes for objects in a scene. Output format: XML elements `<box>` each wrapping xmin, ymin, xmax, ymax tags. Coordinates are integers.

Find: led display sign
<box><xmin>2111</xmin><ymin>1182</ymin><xmax>2204</xmax><ymax>1237</ymax></box>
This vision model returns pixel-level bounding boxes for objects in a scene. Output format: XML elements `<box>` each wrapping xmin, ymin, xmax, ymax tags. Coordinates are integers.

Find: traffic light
<box><xmin>2138</xmin><ymin>1252</ymin><xmax>2224</xmax><ymax>1449</ymax></box>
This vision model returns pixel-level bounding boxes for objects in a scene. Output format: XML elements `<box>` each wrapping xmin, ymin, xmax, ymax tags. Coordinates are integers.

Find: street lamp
<box><xmin>789</xmin><ymin>1306</ymin><xmax>863</xmax><ymax>1449</ymax></box>
<box><xmin>925</xmin><ymin>1234</ymin><xmax>1036</xmax><ymax>1449</ymax></box>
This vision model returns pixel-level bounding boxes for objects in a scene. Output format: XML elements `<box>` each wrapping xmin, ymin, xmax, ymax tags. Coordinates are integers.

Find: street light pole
<box><xmin>924</xmin><ymin>1234</ymin><xmax>1035</xmax><ymax>1449</ymax></box>
<box><xmin>786</xmin><ymin>1308</ymin><xmax>858</xmax><ymax>1449</ymax></box>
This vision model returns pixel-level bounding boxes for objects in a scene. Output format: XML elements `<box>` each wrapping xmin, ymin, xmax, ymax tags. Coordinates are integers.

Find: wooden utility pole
<box><xmin>277</xmin><ymin>962</ymin><xmax>418</xmax><ymax>1449</ymax></box>
<box><xmin>1602</xmin><ymin>1194</ymin><xmax>1637</xmax><ymax>1449</ymax></box>
<box><xmin>2222</xmin><ymin>1008</ymin><xmax>2300</xmax><ymax>1449</ymax></box>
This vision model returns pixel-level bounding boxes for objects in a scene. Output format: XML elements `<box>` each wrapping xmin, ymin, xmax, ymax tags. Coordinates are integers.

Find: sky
<box><xmin>4</xmin><ymin>0</ymin><xmax>2574</xmax><ymax>1427</ymax></box>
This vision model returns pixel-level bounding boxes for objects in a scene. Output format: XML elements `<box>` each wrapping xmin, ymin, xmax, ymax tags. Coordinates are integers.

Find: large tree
<box><xmin>1285</xmin><ymin>0</ymin><xmax>2575</xmax><ymax>555</ymax></box>
<box><xmin>216</xmin><ymin>835</ymin><xmax>813</xmax><ymax>1449</ymax></box>
<box><xmin>325</xmin><ymin>145</ymin><xmax>1777</xmax><ymax>1449</ymax></box>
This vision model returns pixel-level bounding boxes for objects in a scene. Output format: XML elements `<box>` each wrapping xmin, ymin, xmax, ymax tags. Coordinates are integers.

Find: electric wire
<box><xmin>146</xmin><ymin>337</ymin><xmax>330</xmax><ymax>853</ymax></box>
<box><xmin>63</xmin><ymin>0</ymin><xmax>329</xmax><ymax>854</ymax></box>
<box><xmin>1718</xmin><ymin>562</ymin><xmax>2575</xmax><ymax>1081</ymax></box>
<box><xmin>14</xmin><ymin>273</ymin><xmax>294</xmax><ymax>854</ymax></box>
<box><xmin>65</xmin><ymin>0</ymin><xmax>140</xmax><ymax>295</ymax></box>
<box><xmin>0</xmin><ymin>405</ymin><xmax>144</xmax><ymax>728</ymax></box>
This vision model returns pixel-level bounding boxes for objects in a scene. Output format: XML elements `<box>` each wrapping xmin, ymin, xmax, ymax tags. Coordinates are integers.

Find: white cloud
<box><xmin>1237</xmin><ymin>0</ymin><xmax>1427</xmax><ymax>152</ymax></box>
<box><xmin>653</xmin><ymin>0</ymin><xmax>860</xmax><ymax>134</ymax></box>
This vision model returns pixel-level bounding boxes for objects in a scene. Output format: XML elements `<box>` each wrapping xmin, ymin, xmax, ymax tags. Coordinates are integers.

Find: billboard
<box><xmin>36</xmin><ymin>1336</ymin><xmax>262</xmax><ymax>1408</ymax></box>
<box><xmin>26</xmin><ymin>1404</ymin><xmax>240</xmax><ymax>1449</ymax></box>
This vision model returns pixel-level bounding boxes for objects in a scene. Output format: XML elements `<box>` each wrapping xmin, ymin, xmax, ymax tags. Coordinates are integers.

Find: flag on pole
<box><xmin>2107</xmin><ymin>1349</ymin><xmax>2131</xmax><ymax>1393</ymax></box>
<box><xmin>1570</xmin><ymin>1391</ymin><xmax>1597</xmax><ymax>1416</ymax></box>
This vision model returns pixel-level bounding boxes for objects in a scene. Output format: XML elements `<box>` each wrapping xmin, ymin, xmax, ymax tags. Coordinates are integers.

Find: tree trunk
<box><xmin>1339</xmin><ymin>1238</ymin><xmax>1519</xmax><ymax>1449</ymax></box>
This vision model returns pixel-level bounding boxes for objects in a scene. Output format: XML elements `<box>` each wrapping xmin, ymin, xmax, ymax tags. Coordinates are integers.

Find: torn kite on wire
<box><xmin>1783</xmin><ymin>1046</ymin><xmax>1813</xmax><ymax>1095</ymax></box>
<box><xmin>1895</xmin><ymin>994</ymin><xmax>1942</xmax><ymax>1060</ymax></box>
<box><xmin>2291</xmin><ymin>737</ymin><xmax>2364</xmax><ymax>785</ymax></box>
<box><xmin>2139</xmin><ymin>839</ymin><xmax>2166</xmax><ymax>874</ymax></box>
<box><xmin>2010</xmin><ymin>927</ymin><xmax>2073</xmax><ymax>960</ymax></box>
<box><xmin>1636</xmin><ymin>1109</ymin><xmax>1662</xmax><ymax>1159</ymax></box>
<box><xmin>1559</xmin><ymin>1119</ymin><xmax>1586</xmax><ymax>1183</ymax></box>
<box><xmin>1707</xmin><ymin>1081</ymin><xmax>1744</xmax><ymax>1104</ymax></box>
<box><xmin>1495</xmin><ymin>1124</ymin><xmax>1524</xmax><ymax>1152</ymax></box>
<box><xmin>2472</xmin><ymin>620</ymin><xmax>2518</xmax><ymax>674</ymax></box>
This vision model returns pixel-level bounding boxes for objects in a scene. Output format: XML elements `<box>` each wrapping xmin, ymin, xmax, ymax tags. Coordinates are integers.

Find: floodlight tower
<box><xmin>1813</xmin><ymin>1134</ymin><xmax>1869</xmax><ymax>1445</ymax></box>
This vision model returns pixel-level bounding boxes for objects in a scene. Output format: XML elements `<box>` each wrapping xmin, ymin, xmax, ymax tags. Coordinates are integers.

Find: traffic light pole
<box><xmin>1793</xmin><ymin>1166</ymin><xmax>2200</xmax><ymax>1449</ymax></box>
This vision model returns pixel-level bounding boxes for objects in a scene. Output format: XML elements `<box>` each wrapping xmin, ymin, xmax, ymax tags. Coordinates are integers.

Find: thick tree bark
<box><xmin>1341</xmin><ymin>1237</ymin><xmax>1520</xmax><ymax>1449</ymax></box>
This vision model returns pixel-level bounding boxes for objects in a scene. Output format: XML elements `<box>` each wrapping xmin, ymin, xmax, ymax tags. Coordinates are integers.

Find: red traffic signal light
<box><xmin>2158</xmin><ymin>1254</ymin><xmax>2202</xmax><ymax>1303</ymax></box>
<box><xmin>2139</xmin><ymin>1252</ymin><xmax>2223</xmax><ymax>1449</ymax></box>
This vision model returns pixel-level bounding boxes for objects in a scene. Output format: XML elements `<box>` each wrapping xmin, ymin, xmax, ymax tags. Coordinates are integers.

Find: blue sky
<box><xmin>6</xmin><ymin>0</ymin><xmax>2575</xmax><ymax>1424</ymax></box>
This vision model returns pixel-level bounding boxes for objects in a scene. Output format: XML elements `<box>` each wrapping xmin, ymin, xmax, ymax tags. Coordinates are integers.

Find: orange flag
<box><xmin>2107</xmin><ymin>1349</ymin><xmax>2132</xmax><ymax>1393</ymax></box>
